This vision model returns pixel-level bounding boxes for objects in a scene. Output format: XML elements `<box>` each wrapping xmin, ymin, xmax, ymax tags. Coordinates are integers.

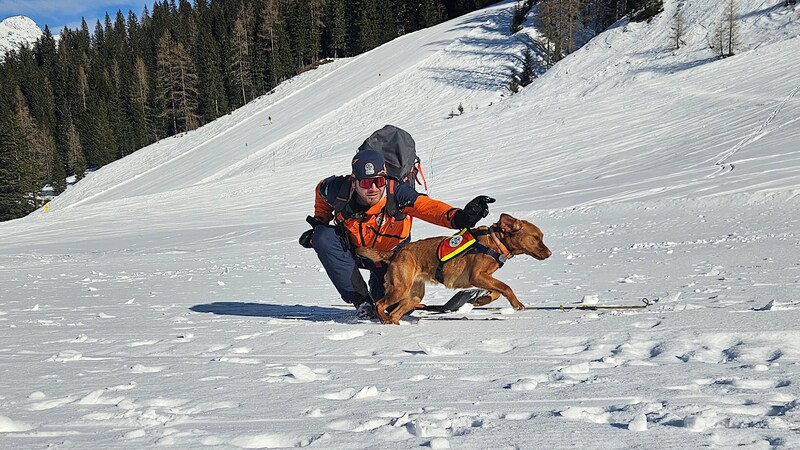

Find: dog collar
<box><xmin>489</xmin><ymin>227</ymin><xmax>513</xmax><ymax>261</ymax></box>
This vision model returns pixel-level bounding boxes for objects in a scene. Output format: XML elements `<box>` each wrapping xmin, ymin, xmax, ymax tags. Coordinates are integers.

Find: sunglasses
<box><xmin>357</xmin><ymin>176</ymin><xmax>386</xmax><ymax>189</ymax></box>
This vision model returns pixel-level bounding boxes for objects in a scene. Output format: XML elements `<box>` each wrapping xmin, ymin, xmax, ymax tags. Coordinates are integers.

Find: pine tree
<box><xmin>64</xmin><ymin>118</ymin><xmax>87</xmax><ymax>181</ymax></box>
<box><xmin>156</xmin><ymin>31</ymin><xmax>200</xmax><ymax>134</ymax></box>
<box><xmin>539</xmin><ymin>1</ymin><xmax>561</xmax><ymax>65</ymax></box>
<box><xmin>229</xmin><ymin>7</ymin><xmax>255</xmax><ymax>106</ymax></box>
<box><xmin>11</xmin><ymin>87</ymin><xmax>51</xmax><ymax>209</ymax></box>
<box><xmin>354</xmin><ymin>0</ymin><xmax>381</xmax><ymax>53</ymax></box>
<box><xmin>418</xmin><ymin>0</ymin><xmax>444</xmax><ymax>28</ymax></box>
<box><xmin>722</xmin><ymin>0</ymin><xmax>739</xmax><ymax>57</ymax></box>
<box><xmin>131</xmin><ymin>57</ymin><xmax>153</xmax><ymax>143</ymax></box>
<box><xmin>712</xmin><ymin>0</ymin><xmax>738</xmax><ymax>57</ymax></box>
<box><xmin>310</xmin><ymin>0</ymin><xmax>326</xmax><ymax>63</ymax></box>
<box><xmin>324</xmin><ymin>0</ymin><xmax>347</xmax><ymax>58</ymax></box>
<box><xmin>258</xmin><ymin>0</ymin><xmax>294</xmax><ymax>89</ymax></box>
<box><xmin>197</xmin><ymin>0</ymin><xmax>228</xmax><ymax>118</ymax></box>
<box><xmin>518</xmin><ymin>47</ymin><xmax>536</xmax><ymax>87</ymax></box>
<box><xmin>670</xmin><ymin>6</ymin><xmax>686</xmax><ymax>51</ymax></box>
<box><xmin>85</xmin><ymin>100</ymin><xmax>118</xmax><ymax>167</ymax></box>
<box><xmin>0</xmin><ymin>112</ymin><xmax>36</xmax><ymax>220</ymax></box>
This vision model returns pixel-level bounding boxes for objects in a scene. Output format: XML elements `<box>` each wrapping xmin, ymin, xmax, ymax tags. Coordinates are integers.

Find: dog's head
<box><xmin>496</xmin><ymin>213</ymin><xmax>552</xmax><ymax>261</ymax></box>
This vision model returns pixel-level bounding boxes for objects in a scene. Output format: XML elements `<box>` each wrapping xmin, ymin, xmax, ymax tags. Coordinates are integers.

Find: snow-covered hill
<box><xmin>1</xmin><ymin>1</ymin><xmax>799</xmax><ymax>448</ymax></box>
<box><xmin>0</xmin><ymin>16</ymin><xmax>42</xmax><ymax>57</ymax></box>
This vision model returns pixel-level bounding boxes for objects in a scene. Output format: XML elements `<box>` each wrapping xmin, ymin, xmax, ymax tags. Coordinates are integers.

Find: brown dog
<box><xmin>356</xmin><ymin>213</ymin><xmax>551</xmax><ymax>324</ymax></box>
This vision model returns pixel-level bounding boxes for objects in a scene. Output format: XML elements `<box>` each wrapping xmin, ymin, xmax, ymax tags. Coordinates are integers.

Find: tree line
<box><xmin>536</xmin><ymin>0</ymin><xmax>663</xmax><ymax>65</ymax></box>
<box><xmin>0</xmin><ymin>0</ymin><xmax>494</xmax><ymax>221</ymax></box>
<box><xmin>509</xmin><ymin>0</ymin><xmax>663</xmax><ymax>92</ymax></box>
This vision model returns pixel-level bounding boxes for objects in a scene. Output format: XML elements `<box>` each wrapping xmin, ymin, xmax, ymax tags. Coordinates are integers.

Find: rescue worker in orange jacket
<box><xmin>299</xmin><ymin>149</ymin><xmax>494</xmax><ymax>319</ymax></box>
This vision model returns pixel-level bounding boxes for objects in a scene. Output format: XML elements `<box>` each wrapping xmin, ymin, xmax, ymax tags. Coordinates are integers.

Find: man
<box><xmin>300</xmin><ymin>149</ymin><xmax>493</xmax><ymax>319</ymax></box>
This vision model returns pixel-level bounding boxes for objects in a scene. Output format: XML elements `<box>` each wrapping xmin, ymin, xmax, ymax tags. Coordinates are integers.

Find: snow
<box><xmin>0</xmin><ymin>16</ymin><xmax>42</xmax><ymax>57</ymax></box>
<box><xmin>1</xmin><ymin>0</ymin><xmax>800</xmax><ymax>448</ymax></box>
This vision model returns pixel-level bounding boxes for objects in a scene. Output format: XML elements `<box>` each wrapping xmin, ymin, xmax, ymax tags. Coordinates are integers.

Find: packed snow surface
<box><xmin>1</xmin><ymin>0</ymin><xmax>799</xmax><ymax>448</ymax></box>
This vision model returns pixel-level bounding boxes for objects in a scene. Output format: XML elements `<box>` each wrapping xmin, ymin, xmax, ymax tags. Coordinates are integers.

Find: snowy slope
<box><xmin>0</xmin><ymin>16</ymin><xmax>42</xmax><ymax>57</ymax></box>
<box><xmin>1</xmin><ymin>0</ymin><xmax>800</xmax><ymax>448</ymax></box>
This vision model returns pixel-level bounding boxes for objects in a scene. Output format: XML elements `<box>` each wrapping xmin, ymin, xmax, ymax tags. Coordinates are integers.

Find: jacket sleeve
<box><xmin>313</xmin><ymin>177</ymin><xmax>338</xmax><ymax>223</ymax></box>
<box><xmin>396</xmin><ymin>184</ymin><xmax>460</xmax><ymax>229</ymax></box>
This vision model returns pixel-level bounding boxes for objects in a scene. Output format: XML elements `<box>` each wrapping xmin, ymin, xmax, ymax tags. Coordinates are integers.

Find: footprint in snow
<box><xmin>503</xmin><ymin>412</ymin><xmax>534</xmax><ymax>420</ymax></box>
<box><xmin>285</xmin><ymin>365</ymin><xmax>330</xmax><ymax>382</ymax></box>
<box><xmin>631</xmin><ymin>318</ymin><xmax>662</xmax><ymax>329</ymax></box>
<box><xmin>128</xmin><ymin>340</ymin><xmax>160</xmax><ymax>347</ymax></box>
<box><xmin>505</xmin><ymin>379</ymin><xmax>539</xmax><ymax>391</ymax></box>
<box><xmin>234</xmin><ymin>332</ymin><xmax>261</xmax><ymax>340</ymax></box>
<box><xmin>713</xmin><ymin>377</ymin><xmax>791</xmax><ymax>390</ymax></box>
<box><xmin>417</xmin><ymin>342</ymin><xmax>465</xmax><ymax>356</ymax></box>
<box><xmin>321</xmin><ymin>386</ymin><xmax>402</xmax><ymax>401</ymax></box>
<box><xmin>28</xmin><ymin>396</ymin><xmax>76</xmax><ymax>411</ymax></box>
<box><xmin>226</xmin><ymin>346</ymin><xmax>252</xmax><ymax>354</ymax></box>
<box><xmin>559</xmin><ymin>361</ymin><xmax>591</xmax><ymax>375</ymax></box>
<box><xmin>479</xmin><ymin>338</ymin><xmax>516</xmax><ymax>353</ymax></box>
<box><xmin>216</xmin><ymin>356</ymin><xmax>261</xmax><ymax>364</ymax></box>
<box><xmin>229</xmin><ymin>432</ymin><xmax>324</xmax><ymax>448</ymax></box>
<box><xmin>0</xmin><ymin>415</ymin><xmax>37</xmax><ymax>432</ymax></box>
<box><xmin>326</xmin><ymin>330</ymin><xmax>365</xmax><ymax>341</ymax></box>
<box><xmin>130</xmin><ymin>364</ymin><xmax>165</xmax><ymax>373</ymax></box>
<box><xmin>261</xmin><ymin>365</ymin><xmax>330</xmax><ymax>383</ymax></box>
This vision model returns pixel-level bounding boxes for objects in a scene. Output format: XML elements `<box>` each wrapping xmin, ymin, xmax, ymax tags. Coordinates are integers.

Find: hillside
<box><xmin>0</xmin><ymin>1</ymin><xmax>799</xmax><ymax>448</ymax></box>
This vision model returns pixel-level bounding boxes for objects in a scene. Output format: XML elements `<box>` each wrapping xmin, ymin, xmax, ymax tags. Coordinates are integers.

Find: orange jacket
<box><xmin>314</xmin><ymin>176</ymin><xmax>459</xmax><ymax>251</ymax></box>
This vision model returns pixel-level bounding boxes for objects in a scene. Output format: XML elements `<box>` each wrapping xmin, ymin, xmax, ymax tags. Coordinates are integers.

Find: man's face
<box><xmin>353</xmin><ymin>176</ymin><xmax>386</xmax><ymax>207</ymax></box>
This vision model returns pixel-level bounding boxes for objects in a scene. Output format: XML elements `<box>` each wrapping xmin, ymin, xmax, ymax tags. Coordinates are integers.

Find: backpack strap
<box><xmin>414</xmin><ymin>157</ymin><xmax>428</xmax><ymax>191</ymax></box>
<box><xmin>384</xmin><ymin>179</ymin><xmax>406</xmax><ymax>220</ymax></box>
<box><xmin>331</xmin><ymin>176</ymin><xmax>355</xmax><ymax>220</ymax></box>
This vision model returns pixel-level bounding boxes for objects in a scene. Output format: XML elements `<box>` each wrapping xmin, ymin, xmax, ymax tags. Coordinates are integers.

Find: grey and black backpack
<box><xmin>334</xmin><ymin>125</ymin><xmax>425</xmax><ymax>220</ymax></box>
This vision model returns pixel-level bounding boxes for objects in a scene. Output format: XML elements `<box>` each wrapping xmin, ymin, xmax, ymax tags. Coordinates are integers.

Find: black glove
<box><xmin>299</xmin><ymin>216</ymin><xmax>324</xmax><ymax>249</ymax></box>
<box><xmin>453</xmin><ymin>195</ymin><xmax>495</xmax><ymax>229</ymax></box>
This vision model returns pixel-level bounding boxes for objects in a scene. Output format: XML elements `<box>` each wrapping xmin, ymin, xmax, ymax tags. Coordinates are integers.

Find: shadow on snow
<box><xmin>190</xmin><ymin>302</ymin><xmax>353</xmax><ymax>322</ymax></box>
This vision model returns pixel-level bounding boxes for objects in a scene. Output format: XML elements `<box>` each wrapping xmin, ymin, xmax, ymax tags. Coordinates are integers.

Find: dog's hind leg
<box><xmin>473</xmin><ymin>290</ymin><xmax>501</xmax><ymax>307</ymax></box>
<box><xmin>380</xmin><ymin>255</ymin><xmax>420</xmax><ymax>324</ymax></box>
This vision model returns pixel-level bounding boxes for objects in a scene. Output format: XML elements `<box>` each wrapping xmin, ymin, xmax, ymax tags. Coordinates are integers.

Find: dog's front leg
<box><xmin>375</xmin><ymin>298</ymin><xmax>392</xmax><ymax>324</ymax></box>
<box><xmin>470</xmin><ymin>273</ymin><xmax>525</xmax><ymax>310</ymax></box>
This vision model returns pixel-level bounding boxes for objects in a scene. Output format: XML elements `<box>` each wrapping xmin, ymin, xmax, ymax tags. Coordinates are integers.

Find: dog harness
<box><xmin>437</xmin><ymin>229</ymin><xmax>477</xmax><ymax>261</ymax></box>
<box><xmin>435</xmin><ymin>226</ymin><xmax>513</xmax><ymax>283</ymax></box>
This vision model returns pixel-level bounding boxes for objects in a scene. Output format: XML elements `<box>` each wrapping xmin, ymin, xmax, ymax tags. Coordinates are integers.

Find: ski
<box><xmin>329</xmin><ymin>298</ymin><xmax>657</xmax><ymax>319</ymax></box>
<box><xmin>410</xmin><ymin>314</ymin><xmax>507</xmax><ymax>321</ymax></box>
<box><xmin>418</xmin><ymin>297</ymin><xmax>656</xmax><ymax>313</ymax></box>
<box><xmin>416</xmin><ymin>289</ymin><xmax>489</xmax><ymax>312</ymax></box>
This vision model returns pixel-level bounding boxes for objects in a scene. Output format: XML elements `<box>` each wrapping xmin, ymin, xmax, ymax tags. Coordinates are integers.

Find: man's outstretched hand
<box><xmin>453</xmin><ymin>196</ymin><xmax>495</xmax><ymax>229</ymax></box>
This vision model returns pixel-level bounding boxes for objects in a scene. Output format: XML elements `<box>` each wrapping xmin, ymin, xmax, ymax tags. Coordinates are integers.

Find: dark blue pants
<box><xmin>312</xmin><ymin>225</ymin><xmax>387</xmax><ymax>305</ymax></box>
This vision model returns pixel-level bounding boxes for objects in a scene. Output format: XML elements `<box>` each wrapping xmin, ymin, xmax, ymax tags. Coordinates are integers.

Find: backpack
<box><xmin>334</xmin><ymin>125</ymin><xmax>427</xmax><ymax>220</ymax></box>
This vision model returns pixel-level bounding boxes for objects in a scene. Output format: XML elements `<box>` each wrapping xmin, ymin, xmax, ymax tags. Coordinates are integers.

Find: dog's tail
<box><xmin>355</xmin><ymin>246</ymin><xmax>394</xmax><ymax>263</ymax></box>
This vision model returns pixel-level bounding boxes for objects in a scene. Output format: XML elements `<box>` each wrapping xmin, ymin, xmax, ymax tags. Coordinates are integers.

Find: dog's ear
<box><xmin>499</xmin><ymin>213</ymin><xmax>523</xmax><ymax>233</ymax></box>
